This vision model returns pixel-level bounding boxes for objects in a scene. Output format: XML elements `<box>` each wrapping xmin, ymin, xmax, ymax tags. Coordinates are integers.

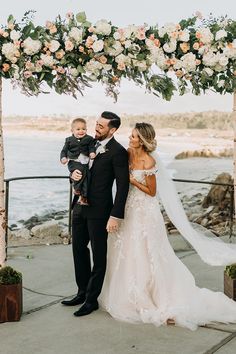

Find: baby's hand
<box><xmin>89</xmin><ymin>152</ymin><xmax>96</xmax><ymax>160</ymax></box>
<box><xmin>61</xmin><ymin>157</ymin><xmax>68</xmax><ymax>165</ymax></box>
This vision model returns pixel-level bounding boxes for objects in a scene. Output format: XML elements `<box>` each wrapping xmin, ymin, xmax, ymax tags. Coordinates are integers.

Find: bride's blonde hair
<box><xmin>135</xmin><ymin>122</ymin><xmax>157</xmax><ymax>152</ymax></box>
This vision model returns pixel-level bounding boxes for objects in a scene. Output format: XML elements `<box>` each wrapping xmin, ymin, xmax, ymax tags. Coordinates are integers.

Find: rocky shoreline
<box><xmin>8</xmin><ymin>172</ymin><xmax>235</xmax><ymax>246</ymax></box>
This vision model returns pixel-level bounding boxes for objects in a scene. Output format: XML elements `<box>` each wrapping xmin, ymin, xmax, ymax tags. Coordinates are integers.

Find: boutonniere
<box><xmin>97</xmin><ymin>145</ymin><xmax>109</xmax><ymax>155</ymax></box>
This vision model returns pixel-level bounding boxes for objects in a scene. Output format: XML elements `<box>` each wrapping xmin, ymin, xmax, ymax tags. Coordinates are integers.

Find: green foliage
<box><xmin>0</xmin><ymin>266</ymin><xmax>22</xmax><ymax>285</ymax></box>
<box><xmin>225</xmin><ymin>264</ymin><xmax>236</xmax><ymax>279</ymax></box>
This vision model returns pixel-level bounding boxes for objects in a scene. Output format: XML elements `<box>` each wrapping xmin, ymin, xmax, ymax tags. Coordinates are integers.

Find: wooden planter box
<box><xmin>0</xmin><ymin>282</ymin><xmax>22</xmax><ymax>323</ymax></box>
<box><xmin>224</xmin><ymin>272</ymin><xmax>236</xmax><ymax>301</ymax></box>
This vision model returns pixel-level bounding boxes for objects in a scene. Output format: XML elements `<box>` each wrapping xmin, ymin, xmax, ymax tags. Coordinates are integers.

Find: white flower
<box><xmin>196</xmin><ymin>28</ymin><xmax>214</xmax><ymax>44</ymax></box>
<box><xmin>69</xmin><ymin>27</ymin><xmax>83</xmax><ymax>43</ymax></box>
<box><xmin>218</xmin><ymin>80</ymin><xmax>225</xmax><ymax>88</ymax></box>
<box><xmin>10</xmin><ymin>30</ymin><xmax>21</xmax><ymax>41</ymax></box>
<box><xmin>181</xmin><ymin>52</ymin><xmax>196</xmax><ymax>72</ymax></box>
<box><xmin>203</xmin><ymin>68</ymin><xmax>214</xmax><ymax>76</ymax></box>
<box><xmin>173</xmin><ymin>59</ymin><xmax>182</xmax><ymax>70</ymax></box>
<box><xmin>23</xmin><ymin>37</ymin><xmax>42</xmax><ymax>55</ymax></box>
<box><xmin>133</xmin><ymin>60</ymin><xmax>147</xmax><ymax>71</ymax></box>
<box><xmin>40</xmin><ymin>54</ymin><xmax>56</xmax><ymax>67</ymax></box>
<box><xmin>178</xmin><ymin>29</ymin><xmax>190</xmax><ymax>42</ymax></box>
<box><xmin>113</xmin><ymin>32</ymin><xmax>121</xmax><ymax>40</ymax></box>
<box><xmin>215</xmin><ymin>29</ymin><xmax>227</xmax><ymax>41</ymax></box>
<box><xmin>95</xmin><ymin>19</ymin><xmax>111</xmax><ymax>35</ymax></box>
<box><xmin>2</xmin><ymin>43</ymin><xmax>19</xmax><ymax>62</ymax></box>
<box><xmin>48</xmin><ymin>40</ymin><xmax>60</xmax><ymax>53</ymax></box>
<box><xmin>163</xmin><ymin>40</ymin><xmax>177</xmax><ymax>53</ymax></box>
<box><xmin>106</xmin><ymin>41</ymin><xmax>124</xmax><ymax>56</ymax></box>
<box><xmin>92</xmin><ymin>39</ymin><xmax>104</xmax><ymax>53</ymax></box>
<box><xmin>102</xmin><ymin>64</ymin><xmax>112</xmax><ymax>71</ymax></box>
<box><xmin>124</xmin><ymin>40</ymin><xmax>132</xmax><ymax>49</ymax></box>
<box><xmin>159</xmin><ymin>23</ymin><xmax>177</xmax><ymax>37</ymax></box>
<box><xmin>202</xmin><ymin>51</ymin><xmax>217</xmax><ymax>67</ymax></box>
<box><xmin>69</xmin><ymin>68</ymin><xmax>79</xmax><ymax>77</ymax></box>
<box><xmin>218</xmin><ymin>54</ymin><xmax>228</xmax><ymax>67</ymax></box>
<box><xmin>85</xmin><ymin>59</ymin><xmax>103</xmax><ymax>75</ymax></box>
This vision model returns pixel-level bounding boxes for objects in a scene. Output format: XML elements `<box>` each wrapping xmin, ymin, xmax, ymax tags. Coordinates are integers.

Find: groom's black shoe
<box><xmin>61</xmin><ymin>294</ymin><xmax>86</xmax><ymax>306</ymax></box>
<box><xmin>73</xmin><ymin>301</ymin><xmax>99</xmax><ymax>317</ymax></box>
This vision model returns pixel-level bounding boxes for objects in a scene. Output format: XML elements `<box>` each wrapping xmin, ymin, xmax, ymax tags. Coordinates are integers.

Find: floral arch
<box><xmin>0</xmin><ymin>11</ymin><xmax>236</xmax><ymax>265</ymax></box>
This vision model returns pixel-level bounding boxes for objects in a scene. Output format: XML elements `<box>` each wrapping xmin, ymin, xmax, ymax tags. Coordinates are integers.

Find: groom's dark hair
<box><xmin>101</xmin><ymin>111</ymin><xmax>121</xmax><ymax>129</ymax></box>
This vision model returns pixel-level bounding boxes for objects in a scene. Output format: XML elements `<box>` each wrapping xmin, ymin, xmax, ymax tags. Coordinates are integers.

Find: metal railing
<box><xmin>4</xmin><ymin>175</ymin><xmax>234</xmax><ymax>252</ymax></box>
<box><xmin>4</xmin><ymin>176</ymin><xmax>73</xmax><ymax>252</ymax></box>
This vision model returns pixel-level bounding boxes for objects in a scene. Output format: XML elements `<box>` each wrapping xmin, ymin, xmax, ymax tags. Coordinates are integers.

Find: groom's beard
<box><xmin>95</xmin><ymin>130</ymin><xmax>112</xmax><ymax>141</ymax></box>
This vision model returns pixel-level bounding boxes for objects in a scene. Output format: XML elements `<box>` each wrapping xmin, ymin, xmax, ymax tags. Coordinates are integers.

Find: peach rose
<box><xmin>195</xmin><ymin>32</ymin><xmax>202</xmax><ymax>40</ymax></box>
<box><xmin>65</xmin><ymin>40</ymin><xmax>74</xmax><ymax>51</ymax></box>
<box><xmin>99</xmin><ymin>55</ymin><xmax>107</xmax><ymax>64</ymax></box>
<box><xmin>170</xmin><ymin>31</ymin><xmax>178</xmax><ymax>39</ymax></box>
<box><xmin>180</xmin><ymin>42</ymin><xmax>190</xmax><ymax>53</ymax></box>
<box><xmin>2</xmin><ymin>31</ymin><xmax>9</xmax><ymax>38</ymax></box>
<box><xmin>175</xmin><ymin>69</ymin><xmax>184</xmax><ymax>78</ymax></box>
<box><xmin>195</xmin><ymin>59</ymin><xmax>201</xmax><ymax>65</ymax></box>
<box><xmin>117</xmin><ymin>62</ymin><xmax>126</xmax><ymax>71</ymax></box>
<box><xmin>79</xmin><ymin>46</ymin><xmax>85</xmax><ymax>53</ymax></box>
<box><xmin>85</xmin><ymin>36</ymin><xmax>94</xmax><ymax>48</ymax></box>
<box><xmin>55</xmin><ymin>49</ymin><xmax>65</xmax><ymax>59</ymax></box>
<box><xmin>154</xmin><ymin>39</ymin><xmax>160</xmax><ymax>47</ymax></box>
<box><xmin>88</xmin><ymin>26</ymin><xmax>95</xmax><ymax>33</ymax></box>
<box><xmin>227</xmin><ymin>42</ymin><xmax>233</xmax><ymax>49</ymax></box>
<box><xmin>112</xmin><ymin>76</ymin><xmax>119</xmax><ymax>83</ymax></box>
<box><xmin>193</xmin><ymin>42</ymin><xmax>200</xmax><ymax>50</ymax></box>
<box><xmin>2</xmin><ymin>63</ymin><xmax>10</xmax><ymax>72</ymax></box>
<box><xmin>149</xmin><ymin>34</ymin><xmax>155</xmax><ymax>40</ymax></box>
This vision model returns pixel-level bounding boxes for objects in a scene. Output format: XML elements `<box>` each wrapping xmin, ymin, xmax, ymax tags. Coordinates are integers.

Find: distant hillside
<box><xmin>3</xmin><ymin>111</ymin><xmax>233</xmax><ymax>131</ymax></box>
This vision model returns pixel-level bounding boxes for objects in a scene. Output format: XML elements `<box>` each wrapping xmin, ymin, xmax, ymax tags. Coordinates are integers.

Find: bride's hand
<box><xmin>129</xmin><ymin>173</ymin><xmax>136</xmax><ymax>185</ymax></box>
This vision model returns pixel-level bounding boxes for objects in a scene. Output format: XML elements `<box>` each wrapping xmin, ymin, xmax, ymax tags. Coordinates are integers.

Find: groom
<box><xmin>62</xmin><ymin>111</ymin><xmax>129</xmax><ymax>316</ymax></box>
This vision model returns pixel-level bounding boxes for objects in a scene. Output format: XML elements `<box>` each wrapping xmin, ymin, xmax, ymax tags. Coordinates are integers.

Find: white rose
<box><xmin>23</xmin><ymin>37</ymin><xmax>42</xmax><ymax>55</ymax></box>
<box><xmin>173</xmin><ymin>59</ymin><xmax>182</xmax><ymax>70</ymax></box>
<box><xmin>69</xmin><ymin>68</ymin><xmax>79</xmax><ymax>77</ymax></box>
<box><xmin>124</xmin><ymin>40</ymin><xmax>132</xmax><ymax>49</ymax></box>
<box><xmin>133</xmin><ymin>60</ymin><xmax>147</xmax><ymax>71</ymax></box>
<box><xmin>48</xmin><ymin>40</ymin><xmax>60</xmax><ymax>53</ymax></box>
<box><xmin>10</xmin><ymin>30</ymin><xmax>21</xmax><ymax>41</ymax></box>
<box><xmin>218</xmin><ymin>80</ymin><xmax>225</xmax><ymax>88</ymax></box>
<box><xmin>102</xmin><ymin>64</ymin><xmax>112</xmax><ymax>71</ymax></box>
<box><xmin>95</xmin><ymin>19</ymin><xmax>111</xmax><ymax>35</ymax></box>
<box><xmin>202</xmin><ymin>51</ymin><xmax>217</xmax><ymax>67</ymax></box>
<box><xmin>203</xmin><ymin>68</ymin><xmax>214</xmax><ymax>76</ymax></box>
<box><xmin>181</xmin><ymin>53</ymin><xmax>196</xmax><ymax>72</ymax></box>
<box><xmin>197</xmin><ymin>28</ymin><xmax>214</xmax><ymax>44</ymax></box>
<box><xmin>215</xmin><ymin>29</ymin><xmax>227</xmax><ymax>41</ymax></box>
<box><xmin>124</xmin><ymin>25</ymin><xmax>136</xmax><ymax>38</ymax></box>
<box><xmin>2</xmin><ymin>43</ymin><xmax>19</xmax><ymax>62</ymax></box>
<box><xmin>218</xmin><ymin>55</ymin><xmax>228</xmax><ymax>67</ymax></box>
<box><xmin>69</xmin><ymin>27</ymin><xmax>83</xmax><ymax>43</ymax></box>
<box><xmin>40</xmin><ymin>54</ymin><xmax>56</xmax><ymax>67</ymax></box>
<box><xmin>178</xmin><ymin>29</ymin><xmax>190</xmax><ymax>42</ymax></box>
<box><xmin>106</xmin><ymin>41</ymin><xmax>124</xmax><ymax>56</ymax></box>
<box><xmin>163</xmin><ymin>40</ymin><xmax>177</xmax><ymax>53</ymax></box>
<box><xmin>92</xmin><ymin>39</ymin><xmax>104</xmax><ymax>53</ymax></box>
<box><xmin>159</xmin><ymin>23</ymin><xmax>177</xmax><ymax>37</ymax></box>
<box><xmin>113</xmin><ymin>32</ymin><xmax>121</xmax><ymax>40</ymax></box>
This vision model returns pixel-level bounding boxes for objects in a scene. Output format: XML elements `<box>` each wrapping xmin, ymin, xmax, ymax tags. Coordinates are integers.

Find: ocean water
<box><xmin>3</xmin><ymin>133</ymin><xmax>175</xmax><ymax>226</ymax></box>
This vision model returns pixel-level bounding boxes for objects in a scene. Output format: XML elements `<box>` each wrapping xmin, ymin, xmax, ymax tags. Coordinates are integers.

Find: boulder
<box><xmin>31</xmin><ymin>220</ymin><xmax>63</xmax><ymax>239</ymax></box>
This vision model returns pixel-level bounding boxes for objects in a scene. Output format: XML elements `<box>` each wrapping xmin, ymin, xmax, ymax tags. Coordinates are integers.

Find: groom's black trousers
<box><xmin>72</xmin><ymin>204</ymin><xmax>108</xmax><ymax>304</ymax></box>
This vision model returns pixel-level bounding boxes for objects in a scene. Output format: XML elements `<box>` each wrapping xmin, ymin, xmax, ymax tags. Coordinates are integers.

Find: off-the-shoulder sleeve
<box><xmin>144</xmin><ymin>168</ymin><xmax>158</xmax><ymax>176</ymax></box>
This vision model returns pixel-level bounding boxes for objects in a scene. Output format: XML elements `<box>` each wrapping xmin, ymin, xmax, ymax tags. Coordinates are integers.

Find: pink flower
<box><xmin>24</xmin><ymin>71</ymin><xmax>32</xmax><ymax>78</ymax></box>
<box><xmin>56</xmin><ymin>66</ymin><xmax>66</xmax><ymax>74</ymax></box>
<box><xmin>66</xmin><ymin>12</ymin><xmax>73</xmax><ymax>19</ymax></box>
<box><xmin>65</xmin><ymin>40</ymin><xmax>74</xmax><ymax>51</ymax></box>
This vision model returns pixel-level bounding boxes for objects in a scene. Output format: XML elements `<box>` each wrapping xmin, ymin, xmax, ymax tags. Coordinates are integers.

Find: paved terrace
<box><xmin>1</xmin><ymin>235</ymin><xmax>236</xmax><ymax>354</ymax></box>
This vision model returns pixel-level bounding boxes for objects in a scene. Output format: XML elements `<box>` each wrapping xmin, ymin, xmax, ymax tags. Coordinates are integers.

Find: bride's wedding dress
<box><xmin>99</xmin><ymin>166</ymin><xmax>236</xmax><ymax>330</ymax></box>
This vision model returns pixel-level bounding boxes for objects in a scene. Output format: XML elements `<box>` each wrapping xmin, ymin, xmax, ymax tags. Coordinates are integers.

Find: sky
<box><xmin>1</xmin><ymin>0</ymin><xmax>236</xmax><ymax>117</ymax></box>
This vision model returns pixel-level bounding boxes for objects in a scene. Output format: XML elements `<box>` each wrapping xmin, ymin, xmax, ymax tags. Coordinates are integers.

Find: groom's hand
<box><xmin>106</xmin><ymin>217</ymin><xmax>119</xmax><ymax>233</ymax></box>
<box><xmin>71</xmin><ymin>169</ymin><xmax>82</xmax><ymax>181</ymax></box>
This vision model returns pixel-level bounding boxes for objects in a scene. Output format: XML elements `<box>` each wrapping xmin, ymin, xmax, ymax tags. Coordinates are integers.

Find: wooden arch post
<box><xmin>0</xmin><ymin>77</ymin><xmax>6</xmax><ymax>267</ymax></box>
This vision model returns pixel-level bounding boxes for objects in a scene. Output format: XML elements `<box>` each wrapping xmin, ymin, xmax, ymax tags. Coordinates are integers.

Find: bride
<box><xmin>99</xmin><ymin>122</ymin><xmax>236</xmax><ymax>331</ymax></box>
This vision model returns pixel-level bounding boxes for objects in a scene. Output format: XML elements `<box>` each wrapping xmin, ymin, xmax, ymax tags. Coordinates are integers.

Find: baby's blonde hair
<box><xmin>71</xmin><ymin>118</ymin><xmax>87</xmax><ymax>128</ymax></box>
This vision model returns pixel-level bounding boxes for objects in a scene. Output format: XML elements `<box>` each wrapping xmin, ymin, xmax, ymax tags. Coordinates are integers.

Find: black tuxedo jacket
<box><xmin>60</xmin><ymin>134</ymin><xmax>95</xmax><ymax>160</ymax></box>
<box><xmin>73</xmin><ymin>137</ymin><xmax>129</xmax><ymax>219</ymax></box>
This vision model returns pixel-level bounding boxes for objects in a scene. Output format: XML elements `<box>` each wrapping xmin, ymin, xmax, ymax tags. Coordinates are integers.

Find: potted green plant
<box><xmin>224</xmin><ymin>264</ymin><xmax>236</xmax><ymax>301</ymax></box>
<box><xmin>0</xmin><ymin>266</ymin><xmax>23</xmax><ymax>323</ymax></box>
